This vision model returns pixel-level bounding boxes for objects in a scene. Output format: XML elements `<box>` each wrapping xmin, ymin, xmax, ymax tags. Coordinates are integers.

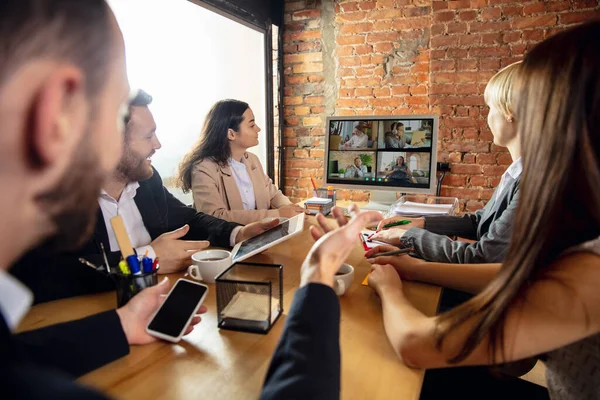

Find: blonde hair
<box><xmin>483</xmin><ymin>61</ymin><xmax>522</xmax><ymax>118</ymax></box>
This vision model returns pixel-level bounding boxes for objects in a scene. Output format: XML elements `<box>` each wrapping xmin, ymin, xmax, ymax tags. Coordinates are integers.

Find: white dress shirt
<box><xmin>496</xmin><ymin>157</ymin><xmax>523</xmax><ymax>198</ymax></box>
<box><xmin>229</xmin><ymin>157</ymin><xmax>257</xmax><ymax>210</ymax></box>
<box><xmin>98</xmin><ymin>182</ymin><xmax>241</xmax><ymax>255</ymax></box>
<box><xmin>345</xmin><ymin>133</ymin><xmax>368</xmax><ymax>148</ymax></box>
<box><xmin>0</xmin><ymin>269</ymin><xmax>33</xmax><ymax>331</ymax></box>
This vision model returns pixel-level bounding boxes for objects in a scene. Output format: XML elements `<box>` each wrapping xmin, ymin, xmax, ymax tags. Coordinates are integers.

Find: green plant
<box><xmin>338</xmin><ymin>168</ymin><xmax>346</xmax><ymax>174</ymax></box>
<box><xmin>359</xmin><ymin>153</ymin><xmax>373</xmax><ymax>166</ymax></box>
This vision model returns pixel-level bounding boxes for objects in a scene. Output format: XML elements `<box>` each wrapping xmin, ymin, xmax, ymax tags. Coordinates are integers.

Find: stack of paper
<box><xmin>391</xmin><ymin>201</ymin><xmax>453</xmax><ymax>217</ymax></box>
<box><xmin>304</xmin><ymin>197</ymin><xmax>333</xmax><ymax>215</ymax></box>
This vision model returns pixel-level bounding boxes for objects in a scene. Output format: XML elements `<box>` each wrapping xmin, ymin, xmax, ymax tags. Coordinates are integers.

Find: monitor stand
<box><xmin>361</xmin><ymin>191</ymin><xmax>399</xmax><ymax>212</ymax></box>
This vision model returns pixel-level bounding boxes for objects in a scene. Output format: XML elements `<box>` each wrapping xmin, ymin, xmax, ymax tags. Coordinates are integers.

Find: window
<box><xmin>410</xmin><ymin>155</ymin><xmax>418</xmax><ymax>171</ymax></box>
<box><xmin>108</xmin><ymin>0</ymin><xmax>269</xmax><ymax>204</ymax></box>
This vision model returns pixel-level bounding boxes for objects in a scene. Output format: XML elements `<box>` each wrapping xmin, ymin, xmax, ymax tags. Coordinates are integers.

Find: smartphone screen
<box><xmin>147</xmin><ymin>280</ymin><xmax>207</xmax><ymax>338</ymax></box>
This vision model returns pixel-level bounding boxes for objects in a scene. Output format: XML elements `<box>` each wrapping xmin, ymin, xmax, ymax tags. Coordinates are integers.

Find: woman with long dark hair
<box><xmin>177</xmin><ymin>100</ymin><xmax>306</xmax><ymax>225</ymax></box>
<box><xmin>363</xmin><ymin>21</ymin><xmax>600</xmax><ymax>399</ymax></box>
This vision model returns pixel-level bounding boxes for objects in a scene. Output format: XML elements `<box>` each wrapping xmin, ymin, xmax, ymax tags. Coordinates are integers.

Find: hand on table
<box><xmin>235</xmin><ymin>219</ymin><xmax>281</xmax><ymax>243</ymax></box>
<box><xmin>376</xmin><ymin>216</ymin><xmax>424</xmax><ymax>231</ymax></box>
<box><xmin>368</xmin><ymin>227</ymin><xmax>408</xmax><ymax>246</ymax></box>
<box><xmin>151</xmin><ymin>225</ymin><xmax>209</xmax><ymax>274</ymax></box>
<box><xmin>116</xmin><ymin>277</ymin><xmax>207</xmax><ymax>345</ymax></box>
<box><xmin>368</xmin><ymin>264</ymin><xmax>403</xmax><ymax>296</ymax></box>
<box><xmin>301</xmin><ymin>204</ymin><xmax>383</xmax><ymax>288</ymax></box>
<box><xmin>365</xmin><ymin>245</ymin><xmax>425</xmax><ymax>281</ymax></box>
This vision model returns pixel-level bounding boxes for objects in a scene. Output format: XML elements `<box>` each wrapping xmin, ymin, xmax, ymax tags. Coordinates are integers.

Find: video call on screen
<box><xmin>327</xmin><ymin>118</ymin><xmax>434</xmax><ymax>189</ymax></box>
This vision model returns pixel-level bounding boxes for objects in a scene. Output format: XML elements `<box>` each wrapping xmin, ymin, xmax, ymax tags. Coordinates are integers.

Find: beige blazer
<box><xmin>191</xmin><ymin>152</ymin><xmax>292</xmax><ymax>225</ymax></box>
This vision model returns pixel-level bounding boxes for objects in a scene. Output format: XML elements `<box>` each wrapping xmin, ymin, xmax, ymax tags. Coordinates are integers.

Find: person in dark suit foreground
<box><xmin>0</xmin><ymin>1</ymin><xmax>206</xmax><ymax>399</ymax></box>
<box><xmin>12</xmin><ymin>90</ymin><xmax>277</xmax><ymax>304</ymax></box>
<box><xmin>261</xmin><ymin>205</ymin><xmax>383</xmax><ymax>400</ymax></box>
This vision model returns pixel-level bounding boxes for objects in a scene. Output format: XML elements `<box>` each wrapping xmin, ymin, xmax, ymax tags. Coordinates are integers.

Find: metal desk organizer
<box><xmin>215</xmin><ymin>262</ymin><xmax>283</xmax><ymax>334</ymax></box>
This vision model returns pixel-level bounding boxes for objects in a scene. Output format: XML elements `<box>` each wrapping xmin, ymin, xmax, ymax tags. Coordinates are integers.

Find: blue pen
<box><xmin>141</xmin><ymin>256</ymin><xmax>153</xmax><ymax>274</ymax></box>
<box><xmin>126</xmin><ymin>255</ymin><xmax>142</xmax><ymax>275</ymax></box>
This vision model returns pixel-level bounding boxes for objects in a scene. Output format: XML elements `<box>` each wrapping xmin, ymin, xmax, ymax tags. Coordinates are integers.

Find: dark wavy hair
<box><xmin>177</xmin><ymin>99</ymin><xmax>249</xmax><ymax>192</ymax></box>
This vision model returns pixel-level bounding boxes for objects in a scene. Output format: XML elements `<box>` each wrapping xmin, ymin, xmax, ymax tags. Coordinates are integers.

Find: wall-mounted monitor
<box><xmin>324</xmin><ymin>115</ymin><xmax>439</xmax><ymax>210</ymax></box>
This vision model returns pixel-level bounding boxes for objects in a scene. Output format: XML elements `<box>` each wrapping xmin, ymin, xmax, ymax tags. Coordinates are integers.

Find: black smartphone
<box><xmin>145</xmin><ymin>279</ymin><xmax>208</xmax><ymax>342</ymax></box>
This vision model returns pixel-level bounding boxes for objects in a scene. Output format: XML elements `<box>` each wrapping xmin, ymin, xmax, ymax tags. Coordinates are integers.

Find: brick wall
<box><xmin>282</xmin><ymin>0</ymin><xmax>600</xmax><ymax>211</ymax></box>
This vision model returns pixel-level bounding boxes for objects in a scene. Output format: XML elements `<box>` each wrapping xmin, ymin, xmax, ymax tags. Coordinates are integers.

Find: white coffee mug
<box><xmin>333</xmin><ymin>263</ymin><xmax>355</xmax><ymax>296</ymax></box>
<box><xmin>188</xmin><ymin>250</ymin><xmax>232</xmax><ymax>283</ymax></box>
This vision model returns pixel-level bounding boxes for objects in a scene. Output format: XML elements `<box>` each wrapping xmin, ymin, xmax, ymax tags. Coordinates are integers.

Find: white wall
<box><xmin>108</xmin><ymin>0</ymin><xmax>267</xmax><ymax>204</ymax></box>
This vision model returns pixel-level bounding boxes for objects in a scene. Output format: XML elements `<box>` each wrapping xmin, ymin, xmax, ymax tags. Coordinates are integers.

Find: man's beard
<box><xmin>34</xmin><ymin>133</ymin><xmax>104</xmax><ymax>252</ymax></box>
<box><xmin>114</xmin><ymin>145</ymin><xmax>154</xmax><ymax>183</ymax></box>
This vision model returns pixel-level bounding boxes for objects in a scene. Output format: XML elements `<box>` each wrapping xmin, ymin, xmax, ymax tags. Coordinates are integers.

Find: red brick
<box><xmin>463</xmin><ymin>153</ymin><xmax>477</xmax><ymax>163</ymax></box>
<box><xmin>339</xmin><ymin>22</ymin><xmax>374</xmax><ymax>35</ymax></box>
<box><xmin>336</xmin><ymin>11</ymin><xmax>367</xmax><ymax>22</ymax></box>
<box><xmin>470</xmin><ymin>21</ymin><xmax>511</xmax><ymax>32</ymax></box>
<box><xmin>337</xmin><ymin>98</ymin><xmax>369</xmax><ymax>108</ymax></box>
<box><xmin>295</xmin><ymin>106</ymin><xmax>310</xmax><ymax>115</ymax></box>
<box><xmin>447</xmin><ymin>47</ymin><xmax>468</xmax><ymax>58</ymax></box>
<box><xmin>469</xmin><ymin>46</ymin><xmax>510</xmax><ymax>57</ymax></box>
<box><xmin>292</xmin><ymin>63</ymin><xmax>323</xmax><ymax>73</ymax></box>
<box><xmin>336</xmin><ymin>35</ymin><xmax>366</xmax><ymax>45</ymax></box>
<box><xmin>481</xmin><ymin>8</ymin><xmax>501</xmax><ymax>20</ymax></box>
<box><xmin>443</xmin><ymin>174</ymin><xmax>467</xmax><ymax>186</ymax></box>
<box><xmin>469</xmin><ymin>175</ymin><xmax>487</xmax><ymax>187</ymax></box>
<box><xmin>442</xmin><ymin>187</ymin><xmax>482</xmax><ymax>200</ymax></box>
<box><xmin>522</xmin><ymin>29</ymin><xmax>544</xmax><ymax>41</ymax></box>
<box><xmin>284</xmin><ymin>96</ymin><xmax>303</xmax><ymax>106</ymax></box>
<box><xmin>305</xmin><ymin>96</ymin><xmax>324</xmax><ymax>104</ymax></box>
<box><xmin>448</xmin><ymin>0</ymin><xmax>471</xmax><ymax>9</ymax></box>
<box><xmin>512</xmin><ymin>14</ymin><xmax>557</xmax><ymax>29</ymax></box>
<box><xmin>366</xmin><ymin>32</ymin><xmax>401</xmax><ymax>43</ymax></box>
<box><xmin>459</xmin><ymin>10</ymin><xmax>478</xmax><ymax>21</ymax></box>
<box><xmin>374</xmin><ymin>42</ymin><xmax>394</xmax><ymax>53</ymax></box>
<box><xmin>481</xmin><ymin>188</ymin><xmax>495</xmax><ymax>200</ymax></box>
<box><xmin>476</xmin><ymin>153</ymin><xmax>496</xmax><ymax>164</ymax></box>
<box><xmin>431</xmin><ymin>83</ymin><xmax>456</xmax><ymax>94</ymax></box>
<box><xmin>431</xmin><ymin>59</ymin><xmax>456</xmax><ymax>72</ymax></box>
<box><xmin>391</xmin><ymin>86</ymin><xmax>410</xmax><ymax>95</ymax></box>
<box><xmin>482</xmin><ymin>165</ymin><xmax>506</xmax><ymax>176</ymax></box>
<box><xmin>337</xmin><ymin>46</ymin><xmax>354</xmax><ymax>57</ymax></box>
<box><xmin>433</xmin><ymin>11</ymin><xmax>456</xmax><ymax>22</ymax></box>
<box><xmin>444</xmin><ymin>141</ymin><xmax>490</xmax><ymax>152</ymax></box>
<box><xmin>358</xmin><ymin>1</ymin><xmax>378</xmax><ymax>11</ymax></box>
<box><xmin>431</xmin><ymin>35</ymin><xmax>459</xmax><ymax>48</ymax></box>
<box><xmin>285</xmin><ymin>75</ymin><xmax>308</xmax><ymax>85</ymax></box>
<box><xmin>471</xmin><ymin>0</ymin><xmax>488</xmax><ymax>6</ymax></box>
<box><xmin>573</xmin><ymin>0</ymin><xmax>599</xmax><ymax>8</ymax></box>
<box><xmin>500</xmin><ymin>5</ymin><xmax>523</xmax><ymax>16</ymax></box>
<box><xmin>284</xmin><ymin>44</ymin><xmax>298</xmax><ymax>54</ymax></box>
<box><xmin>355</xmin><ymin>44</ymin><xmax>374</xmax><ymax>55</ymax></box>
<box><xmin>373</xmin><ymin>87</ymin><xmax>391</xmax><ymax>97</ymax></box>
<box><xmin>393</xmin><ymin>18</ymin><xmax>431</xmax><ymax>30</ymax></box>
<box><xmin>547</xmin><ymin>1</ymin><xmax>570</xmax><ymax>12</ymax></box>
<box><xmin>433</xmin><ymin>1</ymin><xmax>449</xmax><ymax>10</ymax></box>
<box><xmin>410</xmin><ymin>85</ymin><xmax>428</xmax><ymax>95</ymax></box>
<box><xmin>481</xmin><ymin>32</ymin><xmax>503</xmax><ymax>45</ymax></box>
<box><xmin>405</xmin><ymin>96</ymin><xmax>429</xmax><ymax>105</ymax></box>
<box><xmin>447</xmin><ymin>22</ymin><xmax>468</xmax><ymax>34</ymax></box>
<box><xmin>298</xmin><ymin>41</ymin><xmax>320</xmax><ymax>52</ymax></box>
<box><xmin>448</xmin><ymin>152</ymin><xmax>462</xmax><ymax>163</ymax></box>
<box><xmin>431</xmin><ymin>24</ymin><xmax>446</xmax><ymax>36</ymax></box>
<box><xmin>293</xmin><ymin>149</ymin><xmax>309</xmax><ymax>158</ymax></box>
<box><xmin>284</xmin><ymin>52</ymin><xmax>323</xmax><ymax>64</ymax></box>
<box><xmin>459</xmin><ymin>34</ymin><xmax>482</xmax><ymax>46</ymax></box>
<box><xmin>503</xmin><ymin>31</ymin><xmax>521</xmax><ymax>43</ymax></box>
<box><xmin>560</xmin><ymin>11</ymin><xmax>600</xmax><ymax>25</ymax></box>
<box><xmin>403</xmin><ymin>6</ymin><xmax>431</xmax><ymax>17</ymax></box>
<box><xmin>480</xmin><ymin>58</ymin><xmax>501</xmax><ymax>71</ymax></box>
<box><xmin>355</xmin><ymin>87</ymin><xmax>373</xmax><ymax>97</ymax></box>
<box><xmin>497</xmin><ymin>153</ymin><xmax>513</xmax><ymax>165</ymax></box>
<box><xmin>523</xmin><ymin>2</ymin><xmax>546</xmax><ymax>15</ymax></box>
<box><xmin>340</xmin><ymin>2</ymin><xmax>360</xmax><ymax>12</ymax></box>
<box><xmin>291</xmin><ymin>30</ymin><xmax>322</xmax><ymax>41</ymax></box>
<box><xmin>367</xmin><ymin>9</ymin><xmax>404</xmax><ymax>19</ymax></box>
<box><xmin>450</xmin><ymin>164</ymin><xmax>481</xmax><ymax>175</ymax></box>
<box><xmin>373</xmin><ymin>20</ymin><xmax>393</xmax><ymax>31</ymax></box>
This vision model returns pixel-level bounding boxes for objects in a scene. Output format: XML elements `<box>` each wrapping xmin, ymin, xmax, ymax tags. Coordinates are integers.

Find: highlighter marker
<box><xmin>118</xmin><ymin>260</ymin><xmax>130</xmax><ymax>275</ymax></box>
<box><xmin>126</xmin><ymin>255</ymin><xmax>142</xmax><ymax>275</ymax></box>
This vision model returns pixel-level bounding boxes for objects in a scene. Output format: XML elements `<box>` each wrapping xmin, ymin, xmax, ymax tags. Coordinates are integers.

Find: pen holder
<box><xmin>215</xmin><ymin>262</ymin><xmax>283</xmax><ymax>334</ymax></box>
<box><xmin>113</xmin><ymin>266</ymin><xmax>159</xmax><ymax>307</ymax></box>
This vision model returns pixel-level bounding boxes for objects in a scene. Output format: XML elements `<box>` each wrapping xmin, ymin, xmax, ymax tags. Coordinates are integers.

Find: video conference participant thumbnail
<box><xmin>327</xmin><ymin>151</ymin><xmax>377</xmax><ymax>182</ymax></box>
<box><xmin>376</xmin><ymin>152</ymin><xmax>432</xmax><ymax>187</ymax></box>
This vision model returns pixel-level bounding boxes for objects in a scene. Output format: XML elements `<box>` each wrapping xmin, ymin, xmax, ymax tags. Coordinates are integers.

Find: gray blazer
<box><xmin>403</xmin><ymin>176</ymin><xmax>520</xmax><ymax>263</ymax></box>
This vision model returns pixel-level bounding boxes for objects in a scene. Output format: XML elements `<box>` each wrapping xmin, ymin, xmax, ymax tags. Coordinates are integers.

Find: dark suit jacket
<box><xmin>1</xmin><ymin>310</ymin><xmax>127</xmax><ymax>399</ymax></box>
<box><xmin>403</xmin><ymin>176</ymin><xmax>520</xmax><ymax>263</ymax></box>
<box><xmin>12</xmin><ymin>168</ymin><xmax>241</xmax><ymax>303</ymax></box>
<box><xmin>260</xmin><ymin>284</ymin><xmax>340</xmax><ymax>400</ymax></box>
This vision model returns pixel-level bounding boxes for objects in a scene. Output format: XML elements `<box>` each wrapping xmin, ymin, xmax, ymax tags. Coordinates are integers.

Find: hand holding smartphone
<box><xmin>146</xmin><ymin>278</ymin><xmax>208</xmax><ymax>342</ymax></box>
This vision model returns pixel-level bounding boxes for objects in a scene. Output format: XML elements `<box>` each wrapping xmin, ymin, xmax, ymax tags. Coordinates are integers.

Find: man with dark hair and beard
<box><xmin>13</xmin><ymin>89</ymin><xmax>279</xmax><ymax>303</ymax></box>
<box><xmin>0</xmin><ymin>1</ymin><xmax>205</xmax><ymax>398</ymax></box>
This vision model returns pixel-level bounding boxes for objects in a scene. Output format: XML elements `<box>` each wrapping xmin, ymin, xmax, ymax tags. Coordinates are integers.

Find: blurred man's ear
<box><xmin>29</xmin><ymin>66</ymin><xmax>86</xmax><ymax>169</ymax></box>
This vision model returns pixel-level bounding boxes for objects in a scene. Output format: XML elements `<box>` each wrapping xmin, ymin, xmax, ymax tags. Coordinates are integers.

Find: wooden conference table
<box><xmin>17</xmin><ymin>216</ymin><xmax>442</xmax><ymax>400</ymax></box>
